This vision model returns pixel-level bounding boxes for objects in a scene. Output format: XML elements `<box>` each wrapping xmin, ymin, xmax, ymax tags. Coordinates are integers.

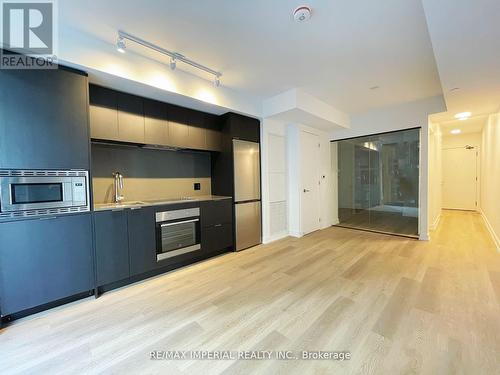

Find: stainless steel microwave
<box><xmin>0</xmin><ymin>169</ymin><xmax>90</xmax><ymax>220</ymax></box>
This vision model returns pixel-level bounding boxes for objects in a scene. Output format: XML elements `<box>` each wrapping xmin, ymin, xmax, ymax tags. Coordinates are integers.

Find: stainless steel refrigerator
<box><xmin>233</xmin><ymin>139</ymin><xmax>262</xmax><ymax>251</ymax></box>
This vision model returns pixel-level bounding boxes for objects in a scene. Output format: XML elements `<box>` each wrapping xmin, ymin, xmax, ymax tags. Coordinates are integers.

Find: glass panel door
<box><xmin>336</xmin><ymin>128</ymin><xmax>420</xmax><ymax>237</ymax></box>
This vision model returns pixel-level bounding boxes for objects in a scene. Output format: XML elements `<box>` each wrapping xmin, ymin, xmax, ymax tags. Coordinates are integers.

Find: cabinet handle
<box><xmin>111</xmin><ymin>209</ymin><xmax>124</xmax><ymax>212</ymax></box>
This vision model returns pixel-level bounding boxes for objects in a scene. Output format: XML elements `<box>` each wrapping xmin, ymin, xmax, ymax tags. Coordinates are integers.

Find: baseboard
<box><xmin>429</xmin><ymin>214</ymin><xmax>441</xmax><ymax>231</ymax></box>
<box><xmin>263</xmin><ymin>231</ymin><xmax>289</xmax><ymax>244</ymax></box>
<box><xmin>419</xmin><ymin>232</ymin><xmax>430</xmax><ymax>241</ymax></box>
<box><xmin>289</xmin><ymin>230</ymin><xmax>303</xmax><ymax>238</ymax></box>
<box><xmin>480</xmin><ymin>209</ymin><xmax>500</xmax><ymax>251</ymax></box>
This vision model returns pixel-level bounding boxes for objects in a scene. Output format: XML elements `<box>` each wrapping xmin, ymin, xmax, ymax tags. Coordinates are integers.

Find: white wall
<box><xmin>330</xmin><ymin>96</ymin><xmax>446</xmax><ymax>240</ymax></box>
<box><xmin>428</xmin><ymin>121</ymin><xmax>442</xmax><ymax>231</ymax></box>
<box><xmin>329</xmin><ymin>96</ymin><xmax>446</xmax><ymax>140</ymax></box>
<box><xmin>442</xmin><ymin>132</ymin><xmax>482</xmax><ymax>149</ymax></box>
<box><xmin>480</xmin><ymin>112</ymin><xmax>500</xmax><ymax>250</ymax></box>
<box><xmin>262</xmin><ymin>120</ymin><xmax>333</xmax><ymax>242</ymax></box>
<box><xmin>261</xmin><ymin>118</ymin><xmax>288</xmax><ymax>243</ymax></box>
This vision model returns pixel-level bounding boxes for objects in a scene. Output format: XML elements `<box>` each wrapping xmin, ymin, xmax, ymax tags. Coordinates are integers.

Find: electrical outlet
<box><xmin>194</xmin><ymin>182</ymin><xmax>201</xmax><ymax>191</ymax></box>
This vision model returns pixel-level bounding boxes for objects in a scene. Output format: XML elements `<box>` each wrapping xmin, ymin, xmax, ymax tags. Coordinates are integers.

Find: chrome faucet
<box><xmin>113</xmin><ymin>172</ymin><xmax>124</xmax><ymax>203</ymax></box>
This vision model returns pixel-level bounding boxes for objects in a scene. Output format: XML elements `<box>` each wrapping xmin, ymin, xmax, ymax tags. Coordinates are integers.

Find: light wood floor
<box><xmin>1</xmin><ymin>210</ymin><xmax>500</xmax><ymax>374</ymax></box>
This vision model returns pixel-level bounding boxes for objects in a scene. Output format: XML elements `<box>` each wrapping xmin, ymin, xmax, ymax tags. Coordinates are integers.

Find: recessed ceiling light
<box><xmin>454</xmin><ymin>111</ymin><xmax>471</xmax><ymax>120</ymax></box>
<box><xmin>450</xmin><ymin>129</ymin><xmax>461</xmax><ymax>134</ymax></box>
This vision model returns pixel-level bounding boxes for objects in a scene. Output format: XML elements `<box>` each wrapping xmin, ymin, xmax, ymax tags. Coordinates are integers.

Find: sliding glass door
<box><xmin>335</xmin><ymin>128</ymin><xmax>420</xmax><ymax>237</ymax></box>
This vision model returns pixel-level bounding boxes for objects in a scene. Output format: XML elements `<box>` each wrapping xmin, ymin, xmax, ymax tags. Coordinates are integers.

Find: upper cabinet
<box><xmin>88</xmin><ymin>85</ymin><xmax>229</xmax><ymax>152</ymax></box>
<box><xmin>89</xmin><ymin>85</ymin><xmax>119</xmax><ymax>141</ymax></box>
<box><xmin>222</xmin><ymin>112</ymin><xmax>260</xmax><ymax>143</ymax></box>
<box><xmin>187</xmin><ymin>110</ymin><xmax>207</xmax><ymax>150</ymax></box>
<box><xmin>0</xmin><ymin>67</ymin><xmax>90</xmax><ymax>170</ymax></box>
<box><xmin>116</xmin><ymin>92</ymin><xmax>145</xmax><ymax>144</ymax></box>
<box><xmin>144</xmin><ymin>99</ymin><xmax>169</xmax><ymax>146</ymax></box>
<box><xmin>205</xmin><ymin>114</ymin><xmax>222</xmax><ymax>151</ymax></box>
<box><xmin>90</xmin><ymin>86</ymin><xmax>145</xmax><ymax>144</ymax></box>
<box><xmin>168</xmin><ymin>104</ymin><xmax>190</xmax><ymax>148</ymax></box>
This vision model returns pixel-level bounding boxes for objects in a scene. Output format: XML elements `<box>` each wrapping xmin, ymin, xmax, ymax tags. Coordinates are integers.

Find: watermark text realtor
<box><xmin>150</xmin><ymin>350</ymin><xmax>352</xmax><ymax>361</ymax></box>
<box><xmin>0</xmin><ymin>0</ymin><xmax>58</xmax><ymax>68</ymax></box>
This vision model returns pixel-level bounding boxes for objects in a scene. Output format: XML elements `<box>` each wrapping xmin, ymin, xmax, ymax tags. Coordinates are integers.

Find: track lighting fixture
<box><xmin>116</xmin><ymin>36</ymin><xmax>126</xmax><ymax>53</ymax></box>
<box><xmin>169</xmin><ymin>56</ymin><xmax>176</xmax><ymax>70</ymax></box>
<box><xmin>214</xmin><ymin>75</ymin><xmax>221</xmax><ymax>87</ymax></box>
<box><xmin>116</xmin><ymin>30</ymin><xmax>222</xmax><ymax>87</ymax></box>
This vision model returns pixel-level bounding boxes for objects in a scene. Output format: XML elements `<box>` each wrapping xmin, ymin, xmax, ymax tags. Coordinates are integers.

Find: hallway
<box><xmin>1</xmin><ymin>210</ymin><xmax>499</xmax><ymax>374</ymax></box>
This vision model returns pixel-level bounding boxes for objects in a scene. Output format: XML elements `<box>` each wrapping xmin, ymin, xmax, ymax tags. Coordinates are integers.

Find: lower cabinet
<box><xmin>93</xmin><ymin>201</ymin><xmax>233</xmax><ymax>291</ymax></box>
<box><xmin>0</xmin><ymin>214</ymin><xmax>94</xmax><ymax>316</ymax></box>
<box><xmin>200</xmin><ymin>199</ymin><xmax>234</xmax><ymax>253</ymax></box>
<box><xmin>94</xmin><ymin>207</ymin><xmax>157</xmax><ymax>286</ymax></box>
<box><xmin>128</xmin><ymin>207</ymin><xmax>157</xmax><ymax>276</ymax></box>
<box><xmin>202</xmin><ymin>223</ymin><xmax>233</xmax><ymax>254</ymax></box>
<box><xmin>94</xmin><ymin>209</ymin><xmax>129</xmax><ymax>286</ymax></box>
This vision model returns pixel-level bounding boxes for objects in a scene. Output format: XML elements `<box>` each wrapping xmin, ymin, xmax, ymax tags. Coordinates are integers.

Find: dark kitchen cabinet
<box><xmin>205</xmin><ymin>114</ymin><xmax>222</xmax><ymax>151</ymax></box>
<box><xmin>117</xmin><ymin>92</ymin><xmax>145</xmax><ymax>144</ymax></box>
<box><xmin>202</xmin><ymin>223</ymin><xmax>233</xmax><ymax>254</ymax></box>
<box><xmin>89</xmin><ymin>85</ymin><xmax>119</xmax><ymax>141</ymax></box>
<box><xmin>187</xmin><ymin>111</ymin><xmax>207</xmax><ymax>150</ymax></box>
<box><xmin>221</xmin><ymin>112</ymin><xmax>260</xmax><ymax>143</ymax></box>
<box><xmin>0</xmin><ymin>214</ymin><xmax>94</xmax><ymax>316</ymax></box>
<box><xmin>144</xmin><ymin>99</ymin><xmax>169</xmax><ymax>146</ymax></box>
<box><xmin>88</xmin><ymin>85</ymin><xmax>225</xmax><ymax>152</ymax></box>
<box><xmin>168</xmin><ymin>104</ymin><xmax>190</xmax><ymax>148</ymax></box>
<box><xmin>94</xmin><ymin>209</ymin><xmax>129</xmax><ymax>286</ymax></box>
<box><xmin>90</xmin><ymin>87</ymin><xmax>145</xmax><ymax>144</ymax></box>
<box><xmin>0</xmin><ymin>67</ymin><xmax>90</xmax><ymax>169</ymax></box>
<box><xmin>128</xmin><ymin>207</ymin><xmax>157</xmax><ymax>276</ymax></box>
<box><xmin>212</xmin><ymin>113</ymin><xmax>261</xmax><ymax>197</ymax></box>
<box><xmin>200</xmin><ymin>199</ymin><xmax>232</xmax><ymax>228</ymax></box>
<box><xmin>200</xmin><ymin>199</ymin><xmax>233</xmax><ymax>253</ymax></box>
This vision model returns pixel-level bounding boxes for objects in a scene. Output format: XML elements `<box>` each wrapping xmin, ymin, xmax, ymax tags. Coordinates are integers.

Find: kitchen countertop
<box><xmin>94</xmin><ymin>195</ymin><xmax>232</xmax><ymax>211</ymax></box>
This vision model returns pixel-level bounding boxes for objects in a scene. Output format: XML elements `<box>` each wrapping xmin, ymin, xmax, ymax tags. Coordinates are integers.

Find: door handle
<box><xmin>303</xmin><ymin>189</ymin><xmax>310</xmax><ymax>193</ymax></box>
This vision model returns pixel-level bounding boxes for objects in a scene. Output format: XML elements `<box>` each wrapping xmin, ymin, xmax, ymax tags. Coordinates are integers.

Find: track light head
<box><xmin>214</xmin><ymin>75</ymin><xmax>221</xmax><ymax>87</ymax></box>
<box><xmin>170</xmin><ymin>56</ymin><xmax>176</xmax><ymax>70</ymax></box>
<box><xmin>116</xmin><ymin>36</ymin><xmax>126</xmax><ymax>53</ymax></box>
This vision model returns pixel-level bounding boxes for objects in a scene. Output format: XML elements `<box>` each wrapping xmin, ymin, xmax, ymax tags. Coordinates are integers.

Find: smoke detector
<box><xmin>293</xmin><ymin>6</ymin><xmax>312</xmax><ymax>22</ymax></box>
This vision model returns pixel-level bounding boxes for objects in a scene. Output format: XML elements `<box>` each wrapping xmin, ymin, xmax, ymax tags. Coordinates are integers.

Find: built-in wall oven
<box><xmin>0</xmin><ymin>169</ymin><xmax>90</xmax><ymax>220</ymax></box>
<box><xmin>155</xmin><ymin>207</ymin><xmax>201</xmax><ymax>262</ymax></box>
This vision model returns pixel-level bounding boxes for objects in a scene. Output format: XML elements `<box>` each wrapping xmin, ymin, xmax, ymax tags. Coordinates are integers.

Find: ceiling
<box><xmin>59</xmin><ymin>0</ymin><xmax>443</xmax><ymax>114</ymax></box>
<box><xmin>423</xmin><ymin>0</ymin><xmax>500</xmax><ymax>123</ymax></box>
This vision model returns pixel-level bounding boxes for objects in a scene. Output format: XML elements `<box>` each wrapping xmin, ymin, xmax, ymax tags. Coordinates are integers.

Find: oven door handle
<box><xmin>160</xmin><ymin>218</ymin><xmax>199</xmax><ymax>227</ymax></box>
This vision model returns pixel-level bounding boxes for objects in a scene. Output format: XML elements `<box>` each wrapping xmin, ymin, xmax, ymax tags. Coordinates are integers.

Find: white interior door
<box><xmin>300</xmin><ymin>131</ymin><xmax>321</xmax><ymax>235</ymax></box>
<box><xmin>442</xmin><ymin>147</ymin><xmax>478</xmax><ymax>210</ymax></box>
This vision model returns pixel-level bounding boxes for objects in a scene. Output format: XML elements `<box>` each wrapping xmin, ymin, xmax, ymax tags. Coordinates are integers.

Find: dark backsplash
<box><xmin>91</xmin><ymin>143</ymin><xmax>211</xmax><ymax>178</ymax></box>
